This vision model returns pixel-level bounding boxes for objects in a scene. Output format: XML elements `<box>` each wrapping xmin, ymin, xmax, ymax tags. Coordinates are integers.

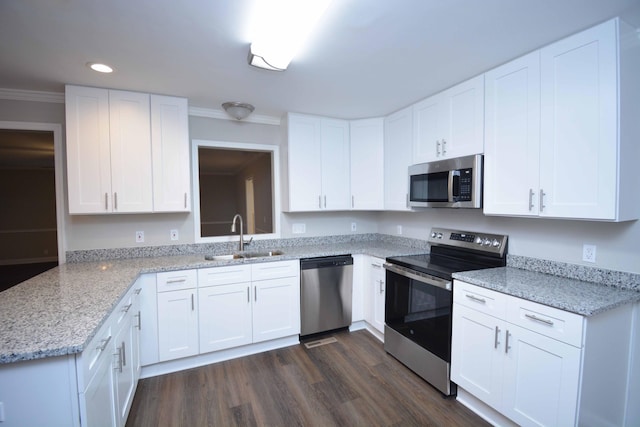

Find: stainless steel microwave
<box><xmin>408</xmin><ymin>154</ymin><xmax>482</xmax><ymax>208</ymax></box>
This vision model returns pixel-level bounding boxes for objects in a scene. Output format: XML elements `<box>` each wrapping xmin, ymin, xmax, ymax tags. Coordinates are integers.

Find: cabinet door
<box><xmin>157</xmin><ymin>289</ymin><xmax>199</xmax><ymax>361</ymax></box>
<box><xmin>413</xmin><ymin>94</ymin><xmax>443</xmax><ymax>163</ymax></box>
<box><xmin>198</xmin><ymin>283</ymin><xmax>252</xmax><ymax>353</ymax></box>
<box><xmin>108</xmin><ymin>90</ymin><xmax>153</xmax><ymax>213</ymax></box>
<box><xmin>65</xmin><ymin>85</ymin><xmax>112</xmax><ymax>214</ymax></box>
<box><xmin>321</xmin><ymin>118</ymin><xmax>351</xmax><ymax>210</ymax></box>
<box><xmin>83</xmin><ymin>346</ymin><xmax>117</xmax><ymax>427</ymax></box>
<box><xmin>501</xmin><ymin>324</ymin><xmax>581</xmax><ymax>427</ymax></box>
<box><xmin>137</xmin><ymin>275</ymin><xmax>159</xmax><ymax>367</ymax></box>
<box><xmin>350</xmin><ymin>118</ymin><xmax>384</xmax><ymax>210</ymax></box>
<box><xmin>383</xmin><ymin>106</ymin><xmax>413</xmax><ymax>210</ymax></box>
<box><xmin>371</xmin><ymin>260</ymin><xmax>386</xmax><ymax>333</ymax></box>
<box><xmin>287</xmin><ymin>114</ymin><xmax>323</xmax><ymax>211</ymax></box>
<box><xmin>451</xmin><ymin>304</ymin><xmax>504</xmax><ymax>410</ymax></box>
<box><xmin>441</xmin><ymin>74</ymin><xmax>485</xmax><ymax>159</ymax></box>
<box><xmin>151</xmin><ymin>95</ymin><xmax>191</xmax><ymax>212</ymax></box>
<box><xmin>113</xmin><ymin>312</ymin><xmax>136</xmax><ymax>427</ymax></box>
<box><xmin>539</xmin><ymin>19</ymin><xmax>617</xmax><ymax>219</ymax></box>
<box><xmin>252</xmin><ymin>276</ymin><xmax>300</xmax><ymax>342</ymax></box>
<box><xmin>484</xmin><ymin>52</ymin><xmax>541</xmax><ymax>216</ymax></box>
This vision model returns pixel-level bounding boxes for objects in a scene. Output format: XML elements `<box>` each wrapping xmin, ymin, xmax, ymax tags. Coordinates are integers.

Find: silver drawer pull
<box><xmin>465</xmin><ymin>294</ymin><xmax>486</xmax><ymax>304</ymax></box>
<box><xmin>165</xmin><ymin>278</ymin><xmax>187</xmax><ymax>284</ymax></box>
<box><xmin>97</xmin><ymin>335</ymin><xmax>112</xmax><ymax>352</ymax></box>
<box><xmin>122</xmin><ymin>303</ymin><xmax>132</xmax><ymax>313</ymax></box>
<box><xmin>494</xmin><ymin>326</ymin><xmax>500</xmax><ymax>349</ymax></box>
<box><xmin>525</xmin><ymin>313</ymin><xmax>554</xmax><ymax>326</ymax></box>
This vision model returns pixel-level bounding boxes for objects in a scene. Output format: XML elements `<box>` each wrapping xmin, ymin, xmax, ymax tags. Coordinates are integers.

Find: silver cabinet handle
<box><xmin>184</xmin><ymin>192</ymin><xmax>187</xmax><ymax>209</ymax></box>
<box><xmin>165</xmin><ymin>278</ymin><xmax>187</xmax><ymax>284</ymax></box>
<box><xmin>505</xmin><ymin>330</ymin><xmax>511</xmax><ymax>354</ymax></box>
<box><xmin>254</xmin><ymin>286</ymin><xmax>257</xmax><ymax>302</ymax></box>
<box><xmin>318</xmin><ymin>195</ymin><xmax>322</xmax><ymax>209</ymax></box>
<box><xmin>436</xmin><ymin>140</ymin><xmax>441</xmax><ymax>156</ymax></box>
<box><xmin>191</xmin><ymin>293</ymin><xmax>194</xmax><ymax>311</ymax></box>
<box><xmin>371</xmin><ymin>263</ymin><xmax>382</xmax><ymax>269</ymax></box>
<box><xmin>324</xmin><ymin>195</ymin><xmax>327</xmax><ymax>208</ymax></box>
<box><xmin>122</xmin><ymin>303</ymin><xmax>132</xmax><ymax>313</ymax></box>
<box><xmin>113</xmin><ymin>346</ymin><xmax>122</xmax><ymax>373</ymax></box>
<box><xmin>528</xmin><ymin>189</ymin><xmax>535</xmax><ymax>211</ymax></box>
<box><xmin>442</xmin><ymin>139</ymin><xmax>447</xmax><ymax>156</ymax></box>
<box><xmin>105</xmin><ymin>193</ymin><xmax>108</xmax><ymax>211</ymax></box>
<box><xmin>114</xmin><ymin>192</ymin><xmax>118</xmax><ymax>210</ymax></box>
<box><xmin>379</xmin><ymin>280</ymin><xmax>384</xmax><ymax>294</ymax></box>
<box><xmin>494</xmin><ymin>326</ymin><xmax>500</xmax><ymax>349</ymax></box>
<box><xmin>121</xmin><ymin>341</ymin><xmax>126</xmax><ymax>367</ymax></box>
<box><xmin>525</xmin><ymin>313</ymin><xmax>554</xmax><ymax>326</ymax></box>
<box><xmin>135</xmin><ymin>288</ymin><xmax>142</xmax><ymax>295</ymax></box>
<box><xmin>465</xmin><ymin>294</ymin><xmax>486</xmax><ymax>304</ymax></box>
<box><xmin>406</xmin><ymin>193</ymin><xmax>409</xmax><ymax>208</ymax></box>
<box><xmin>97</xmin><ymin>335</ymin><xmax>112</xmax><ymax>352</ymax></box>
<box><xmin>247</xmin><ymin>286</ymin><xmax>250</xmax><ymax>303</ymax></box>
<box><xmin>135</xmin><ymin>311</ymin><xmax>141</xmax><ymax>330</ymax></box>
<box><xmin>539</xmin><ymin>189</ymin><xmax>546</xmax><ymax>212</ymax></box>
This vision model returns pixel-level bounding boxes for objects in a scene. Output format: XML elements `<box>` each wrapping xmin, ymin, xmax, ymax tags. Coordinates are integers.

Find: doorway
<box><xmin>0</xmin><ymin>123</ymin><xmax>65</xmax><ymax>291</ymax></box>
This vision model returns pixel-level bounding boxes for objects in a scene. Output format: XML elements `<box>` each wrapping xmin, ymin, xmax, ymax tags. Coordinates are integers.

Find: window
<box><xmin>192</xmin><ymin>140</ymin><xmax>280</xmax><ymax>243</ymax></box>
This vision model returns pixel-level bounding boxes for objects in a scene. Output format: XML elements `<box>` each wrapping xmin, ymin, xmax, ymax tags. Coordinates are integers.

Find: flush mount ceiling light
<box><xmin>87</xmin><ymin>62</ymin><xmax>114</xmax><ymax>73</ymax></box>
<box><xmin>222</xmin><ymin>102</ymin><xmax>255</xmax><ymax>120</ymax></box>
<box><xmin>248</xmin><ymin>0</ymin><xmax>333</xmax><ymax>71</ymax></box>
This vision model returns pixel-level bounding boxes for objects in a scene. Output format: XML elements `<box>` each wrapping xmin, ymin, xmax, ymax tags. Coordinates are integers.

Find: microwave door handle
<box><xmin>448</xmin><ymin>170</ymin><xmax>460</xmax><ymax>202</ymax></box>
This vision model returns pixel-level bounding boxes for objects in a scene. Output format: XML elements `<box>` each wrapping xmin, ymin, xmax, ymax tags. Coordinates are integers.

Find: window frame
<box><xmin>192</xmin><ymin>139</ymin><xmax>281</xmax><ymax>244</ymax></box>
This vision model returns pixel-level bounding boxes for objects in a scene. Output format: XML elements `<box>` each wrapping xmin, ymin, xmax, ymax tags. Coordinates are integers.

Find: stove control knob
<box><xmin>492</xmin><ymin>239</ymin><xmax>501</xmax><ymax>248</ymax></box>
<box><xmin>475</xmin><ymin>236</ymin><xmax>483</xmax><ymax>245</ymax></box>
<box><xmin>437</xmin><ymin>232</ymin><xmax>443</xmax><ymax>239</ymax></box>
<box><xmin>431</xmin><ymin>232</ymin><xmax>437</xmax><ymax>238</ymax></box>
<box><xmin>483</xmin><ymin>238</ymin><xmax>491</xmax><ymax>246</ymax></box>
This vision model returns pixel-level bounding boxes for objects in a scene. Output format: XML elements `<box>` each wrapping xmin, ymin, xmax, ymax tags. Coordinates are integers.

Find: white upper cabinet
<box><xmin>383</xmin><ymin>106</ymin><xmax>413</xmax><ymax>211</ymax></box>
<box><xmin>65</xmin><ymin>85</ymin><xmax>190</xmax><ymax>215</ymax></box>
<box><xmin>484</xmin><ymin>18</ymin><xmax>640</xmax><ymax>221</ymax></box>
<box><xmin>350</xmin><ymin>118</ymin><xmax>384</xmax><ymax>210</ymax></box>
<box><xmin>285</xmin><ymin>113</ymin><xmax>350</xmax><ymax>211</ymax></box>
<box><xmin>150</xmin><ymin>95</ymin><xmax>191</xmax><ymax>212</ymax></box>
<box><xmin>413</xmin><ymin>75</ymin><xmax>484</xmax><ymax>163</ymax></box>
<box><xmin>484</xmin><ymin>51</ymin><xmax>541</xmax><ymax>216</ymax></box>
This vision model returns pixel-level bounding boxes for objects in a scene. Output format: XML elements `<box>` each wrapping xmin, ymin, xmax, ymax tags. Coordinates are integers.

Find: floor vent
<box><xmin>304</xmin><ymin>336</ymin><xmax>338</xmax><ymax>349</ymax></box>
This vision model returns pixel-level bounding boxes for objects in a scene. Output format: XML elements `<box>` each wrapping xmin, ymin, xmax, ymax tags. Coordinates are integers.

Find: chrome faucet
<box><xmin>231</xmin><ymin>214</ymin><xmax>244</xmax><ymax>252</ymax></box>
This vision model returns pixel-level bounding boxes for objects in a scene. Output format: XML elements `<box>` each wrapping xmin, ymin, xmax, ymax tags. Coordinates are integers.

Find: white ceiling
<box><xmin>1</xmin><ymin>0</ymin><xmax>639</xmax><ymax>120</ymax></box>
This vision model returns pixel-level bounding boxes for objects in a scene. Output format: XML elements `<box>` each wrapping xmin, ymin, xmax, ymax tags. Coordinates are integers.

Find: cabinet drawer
<box><xmin>157</xmin><ymin>269</ymin><xmax>197</xmax><ymax>292</ymax></box>
<box><xmin>507</xmin><ymin>298</ymin><xmax>584</xmax><ymax>347</ymax></box>
<box><xmin>79</xmin><ymin>319</ymin><xmax>113</xmax><ymax>391</ymax></box>
<box><xmin>454</xmin><ymin>280</ymin><xmax>507</xmax><ymax>318</ymax></box>
<box><xmin>251</xmin><ymin>260</ymin><xmax>299</xmax><ymax>281</ymax></box>
<box><xmin>113</xmin><ymin>290</ymin><xmax>135</xmax><ymax>327</ymax></box>
<box><xmin>198</xmin><ymin>264</ymin><xmax>251</xmax><ymax>288</ymax></box>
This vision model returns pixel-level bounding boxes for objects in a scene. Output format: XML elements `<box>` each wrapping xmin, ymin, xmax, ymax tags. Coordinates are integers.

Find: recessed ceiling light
<box><xmin>87</xmin><ymin>62</ymin><xmax>114</xmax><ymax>73</ymax></box>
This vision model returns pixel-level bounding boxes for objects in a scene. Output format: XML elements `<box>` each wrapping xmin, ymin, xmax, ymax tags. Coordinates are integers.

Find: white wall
<box><xmin>378</xmin><ymin>209</ymin><xmax>640</xmax><ymax>274</ymax></box>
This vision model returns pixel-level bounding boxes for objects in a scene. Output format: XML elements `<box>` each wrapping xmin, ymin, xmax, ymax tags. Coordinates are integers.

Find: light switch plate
<box><xmin>292</xmin><ymin>223</ymin><xmax>306</xmax><ymax>234</ymax></box>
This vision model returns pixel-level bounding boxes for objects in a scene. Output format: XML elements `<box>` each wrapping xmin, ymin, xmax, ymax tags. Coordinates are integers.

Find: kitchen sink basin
<box><xmin>204</xmin><ymin>250</ymin><xmax>284</xmax><ymax>261</ymax></box>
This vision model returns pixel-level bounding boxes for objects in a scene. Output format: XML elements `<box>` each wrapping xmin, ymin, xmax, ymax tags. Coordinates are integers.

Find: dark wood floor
<box><xmin>126</xmin><ymin>329</ymin><xmax>489</xmax><ymax>427</ymax></box>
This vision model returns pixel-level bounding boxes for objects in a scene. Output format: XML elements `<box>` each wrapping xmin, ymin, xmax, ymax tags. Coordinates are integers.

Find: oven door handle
<box><xmin>383</xmin><ymin>263</ymin><xmax>452</xmax><ymax>291</ymax></box>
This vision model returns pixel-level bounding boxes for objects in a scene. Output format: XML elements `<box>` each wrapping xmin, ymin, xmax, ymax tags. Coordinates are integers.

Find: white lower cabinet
<box><xmin>157</xmin><ymin>270</ymin><xmax>199</xmax><ymax>361</ymax></box>
<box><xmin>452</xmin><ymin>280</ymin><xmax>635</xmax><ymax>427</ymax></box>
<box><xmin>364</xmin><ymin>256</ymin><xmax>386</xmax><ymax>335</ymax></box>
<box><xmin>252</xmin><ymin>274</ymin><xmax>300</xmax><ymax>342</ymax></box>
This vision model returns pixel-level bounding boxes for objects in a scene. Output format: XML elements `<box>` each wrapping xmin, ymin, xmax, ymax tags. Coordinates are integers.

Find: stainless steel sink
<box><xmin>205</xmin><ymin>250</ymin><xmax>284</xmax><ymax>261</ymax></box>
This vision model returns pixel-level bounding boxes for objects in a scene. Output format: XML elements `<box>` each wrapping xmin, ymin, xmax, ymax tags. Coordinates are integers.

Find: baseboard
<box><xmin>456</xmin><ymin>388</ymin><xmax>518</xmax><ymax>427</ymax></box>
<box><xmin>140</xmin><ymin>335</ymin><xmax>300</xmax><ymax>379</ymax></box>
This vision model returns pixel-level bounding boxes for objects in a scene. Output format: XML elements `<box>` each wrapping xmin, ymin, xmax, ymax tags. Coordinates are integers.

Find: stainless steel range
<box><xmin>384</xmin><ymin>227</ymin><xmax>508</xmax><ymax>396</ymax></box>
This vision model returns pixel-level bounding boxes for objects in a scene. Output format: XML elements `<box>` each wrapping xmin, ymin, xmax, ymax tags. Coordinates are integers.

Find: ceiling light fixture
<box><xmin>222</xmin><ymin>102</ymin><xmax>255</xmax><ymax>120</ymax></box>
<box><xmin>87</xmin><ymin>62</ymin><xmax>114</xmax><ymax>73</ymax></box>
<box><xmin>248</xmin><ymin>0</ymin><xmax>333</xmax><ymax>71</ymax></box>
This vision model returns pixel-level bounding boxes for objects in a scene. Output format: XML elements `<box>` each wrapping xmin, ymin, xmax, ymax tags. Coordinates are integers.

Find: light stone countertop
<box><xmin>0</xmin><ymin>242</ymin><xmax>422</xmax><ymax>364</ymax></box>
<box><xmin>453</xmin><ymin>267</ymin><xmax>640</xmax><ymax>316</ymax></box>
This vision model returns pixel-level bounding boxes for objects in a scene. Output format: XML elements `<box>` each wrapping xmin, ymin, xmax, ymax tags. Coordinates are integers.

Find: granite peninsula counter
<box><xmin>0</xmin><ymin>241</ymin><xmax>424</xmax><ymax>364</ymax></box>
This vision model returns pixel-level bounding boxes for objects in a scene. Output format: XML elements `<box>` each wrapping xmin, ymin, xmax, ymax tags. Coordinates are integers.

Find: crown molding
<box><xmin>0</xmin><ymin>88</ymin><xmax>64</xmax><ymax>103</ymax></box>
<box><xmin>188</xmin><ymin>106</ymin><xmax>281</xmax><ymax>126</ymax></box>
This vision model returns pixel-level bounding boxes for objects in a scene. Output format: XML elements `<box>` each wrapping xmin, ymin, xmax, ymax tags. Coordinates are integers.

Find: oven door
<box><xmin>384</xmin><ymin>263</ymin><xmax>453</xmax><ymax>362</ymax></box>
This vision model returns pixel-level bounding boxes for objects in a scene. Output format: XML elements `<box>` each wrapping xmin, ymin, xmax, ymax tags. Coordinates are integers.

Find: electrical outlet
<box><xmin>170</xmin><ymin>229</ymin><xmax>179</xmax><ymax>241</ymax></box>
<box><xmin>292</xmin><ymin>223</ymin><xmax>306</xmax><ymax>234</ymax></box>
<box><xmin>397</xmin><ymin>225</ymin><xmax>403</xmax><ymax>235</ymax></box>
<box><xmin>582</xmin><ymin>244</ymin><xmax>596</xmax><ymax>263</ymax></box>
<box><xmin>351</xmin><ymin>222</ymin><xmax>357</xmax><ymax>232</ymax></box>
<box><xmin>135</xmin><ymin>231</ymin><xmax>144</xmax><ymax>243</ymax></box>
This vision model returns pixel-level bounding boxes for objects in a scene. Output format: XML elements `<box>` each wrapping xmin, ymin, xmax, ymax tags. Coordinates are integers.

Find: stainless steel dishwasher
<box><xmin>300</xmin><ymin>255</ymin><xmax>353</xmax><ymax>337</ymax></box>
